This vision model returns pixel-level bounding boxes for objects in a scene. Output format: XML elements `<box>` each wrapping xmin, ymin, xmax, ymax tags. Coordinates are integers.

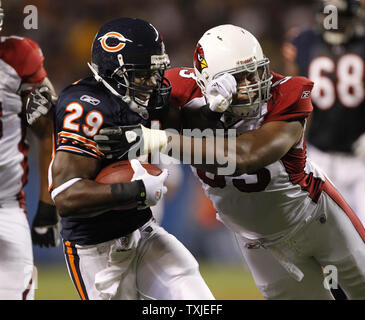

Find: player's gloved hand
<box><xmin>206</xmin><ymin>73</ymin><xmax>237</xmax><ymax>113</ymax></box>
<box><xmin>26</xmin><ymin>85</ymin><xmax>57</xmax><ymax>125</ymax></box>
<box><xmin>31</xmin><ymin>201</ymin><xmax>60</xmax><ymax>247</ymax></box>
<box><xmin>94</xmin><ymin>125</ymin><xmax>143</xmax><ymax>160</ymax></box>
<box><xmin>94</xmin><ymin>125</ymin><xmax>168</xmax><ymax>160</ymax></box>
<box><xmin>130</xmin><ymin>159</ymin><xmax>168</xmax><ymax>208</ymax></box>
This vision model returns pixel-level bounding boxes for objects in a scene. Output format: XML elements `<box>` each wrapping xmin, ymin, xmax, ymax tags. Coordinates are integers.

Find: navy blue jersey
<box><xmin>292</xmin><ymin>29</ymin><xmax>365</xmax><ymax>153</ymax></box>
<box><xmin>53</xmin><ymin>77</ymin><xmax>156</xmax><ymax>245</ymax></box>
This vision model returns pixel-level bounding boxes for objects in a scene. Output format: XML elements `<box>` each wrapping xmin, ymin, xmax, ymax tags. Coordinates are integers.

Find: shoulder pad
<box><xmin>0</xmin><ymin>36</ymin><xmax>46</xmax><ymax>83</ymax></box>
<box><xmin>265</xmin><ymin>71</ymin><xmax>314</xmax><ymax>123</ymax></box>
<box><xmin>166</xmin><ymin>67</ymin><xmax>203</xmax><ymax>107</ymax></box>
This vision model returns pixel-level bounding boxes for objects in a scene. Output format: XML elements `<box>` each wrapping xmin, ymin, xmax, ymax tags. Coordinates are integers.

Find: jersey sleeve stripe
<box><xmin>57</xmin><ymin>131</ymin><xmax>104</xmax><ymax>157</ymax></box>
<box><xmin>57</xmin><ymin>131</ymin><xmax>97</xmax><ymax>146</ymax></box>
<box><xmin>57</xmin><ymin>146</ymin><xmax>102</xmax><ymax>160</ymax></box>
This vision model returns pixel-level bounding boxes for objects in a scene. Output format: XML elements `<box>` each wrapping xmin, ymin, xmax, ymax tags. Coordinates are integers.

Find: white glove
<box><xmin>206</xmin><ymin>73</ymin><xmax>237</xmax><ymax>113</ymax></box>
<box><xmin>130</xmin><ymin>159</ymin><xmax>168</xmax><ymax>207</ymax></box>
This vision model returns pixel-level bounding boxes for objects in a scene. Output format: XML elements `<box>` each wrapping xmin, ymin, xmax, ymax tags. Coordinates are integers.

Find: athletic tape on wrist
<box><xmin>200</xmin><ymin>104</ymin><xmax>222</xmax><ymax>121</ymax></box>
<box><xmin>141</xmin><ymin>126</ymin><xmax>168</xmax><ymax>155</ymax></box>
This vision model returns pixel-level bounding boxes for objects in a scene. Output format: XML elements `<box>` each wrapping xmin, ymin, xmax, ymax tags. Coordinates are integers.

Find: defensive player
<box><xmin>283</xmin><ymin>0</ymin><xmax>365</xmax><ymax>227</ymax></box>
<box><xmin>48</xmin><ymin>18</ymin><xmax>214</xmax><ymax>300</ymax></box>
<box><xmin>96</xmin><ymin>25</ymin><xmax>365</xmax><ymax>299</ymax></box>
<box><xmin>0</xmin><ymin>1</ymin><xmax>58</xmax><ymax>299</ymax></box>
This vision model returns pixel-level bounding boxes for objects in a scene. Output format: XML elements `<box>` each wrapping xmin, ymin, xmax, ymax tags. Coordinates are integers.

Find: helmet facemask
<box><xmin>212</xmin><ymin>57</ymin><xmax>272</xmax><ymax>120</ymax></box>
<box><xmin>194</xmin><ymin>25</ymin><xmax>273</xmax><ymax>123</ymax></box>
<box><xmin>110</xmin><ymin>59</ymin><xmax>171</xmax><ymax>110</ymax></box>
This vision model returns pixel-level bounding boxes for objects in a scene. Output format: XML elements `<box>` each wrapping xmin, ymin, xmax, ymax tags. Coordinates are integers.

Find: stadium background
<box><xmin>5</xmin><ymin>0</ymin><xmax>317</xmax><ymax>300</ymax></box>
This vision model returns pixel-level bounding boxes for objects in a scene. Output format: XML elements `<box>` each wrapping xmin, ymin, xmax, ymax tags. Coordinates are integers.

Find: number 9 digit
<box><xmin>83</xmin><ymin>111</ymin><xmax>104</xmax><ymax>137</ymax></box>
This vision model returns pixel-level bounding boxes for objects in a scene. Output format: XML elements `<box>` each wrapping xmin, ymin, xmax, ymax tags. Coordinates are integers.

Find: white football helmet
<box><xmin>194</xmin><ymin>24</ymin><xmax>272</xmax><ymax>120</ymax></box>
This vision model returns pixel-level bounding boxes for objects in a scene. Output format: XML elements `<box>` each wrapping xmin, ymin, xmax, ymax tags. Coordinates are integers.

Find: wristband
<box><xmin>111</xmin><ymin>180</ymin><xmax>146</xmax><ymax>206</ymax></box>
<box><xmin>200</xmin><ymin>104</ymin><xmax>223</xmax><ymax>121</ymax></box>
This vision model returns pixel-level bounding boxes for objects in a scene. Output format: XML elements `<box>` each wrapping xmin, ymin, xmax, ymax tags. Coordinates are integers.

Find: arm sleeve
<box><xmin>21</xmin><ymin>38</ymin><xmax>47</xmax><ymax>84</ymax></box>
<box><xmin>264</xmin><ymin>76</ymin><xmax>314</xmax><ymax>123</ymax></box>
<box><xmin>166</xmin><ymin>67</ymin><xmax>204</xmax><ymax>107</ymax></box>
<box><xmin>55</xmin><ymin>93</ymin><xmax>105</xmax><ymax>160</ymax></box>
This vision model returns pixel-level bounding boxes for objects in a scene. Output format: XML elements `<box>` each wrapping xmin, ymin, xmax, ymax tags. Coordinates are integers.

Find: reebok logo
<box><xmin>80</xmin><ymin>95</ymin><xmax>100</xmax><ymax>106</ymax></box>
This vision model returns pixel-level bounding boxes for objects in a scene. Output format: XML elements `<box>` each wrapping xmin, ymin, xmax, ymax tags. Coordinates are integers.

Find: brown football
<box><xmin>95</xmin><ymin>160</ymin><xmax>162</xmax><ymax>183</ymax></box>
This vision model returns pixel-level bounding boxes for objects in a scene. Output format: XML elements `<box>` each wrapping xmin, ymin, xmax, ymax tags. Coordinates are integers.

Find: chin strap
<box><xmin>88</xmin><ymin>62</ymin><xmax>149</xmax><ymax>119</ymax></box>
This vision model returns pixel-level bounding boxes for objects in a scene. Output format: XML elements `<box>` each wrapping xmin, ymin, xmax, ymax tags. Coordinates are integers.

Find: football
<box><xmin>95</xmin><ymin>160</ymin><xmax>162</xmax><ymax>184</ymax></box>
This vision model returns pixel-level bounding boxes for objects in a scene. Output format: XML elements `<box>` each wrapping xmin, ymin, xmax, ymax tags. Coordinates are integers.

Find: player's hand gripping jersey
<box><xmin>166</xmin><ymin>67</ymin><xmax>364</xmax><ymax>242</ymax></box>
<box><xmin>52</xmin><ymin>77</ymin><xmax>160</xmax><ymax>245</ymax></box>
<box><xmin>0</xmin><ymin>36</ymin><xmax>46</xmax><ymax>203</ymax></box>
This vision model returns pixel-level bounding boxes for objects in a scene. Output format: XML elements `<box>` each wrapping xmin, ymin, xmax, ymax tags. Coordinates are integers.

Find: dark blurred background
<box><xmin>5</xmin><ymin>0</ymin><xmax>316</xmax><ymax>93</ymax></box>
<box><xmin>4</xmin><ymin>0</ymin><xmax>316</xmax><ymax>268</ymax></box>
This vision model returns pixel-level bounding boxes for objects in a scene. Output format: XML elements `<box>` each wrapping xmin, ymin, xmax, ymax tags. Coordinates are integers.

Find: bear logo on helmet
<box><xmin>98</xmin><ymin>32</ymin><xmax>133</xmax><ymax>53</ymax></box>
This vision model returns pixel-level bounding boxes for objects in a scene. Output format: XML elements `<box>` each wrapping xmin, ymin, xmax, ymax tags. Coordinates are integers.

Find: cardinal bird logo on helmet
<box><xmin>194</xmin><ymin>43</ymin><xmax>208</xmax><ymax>73</ymax></box>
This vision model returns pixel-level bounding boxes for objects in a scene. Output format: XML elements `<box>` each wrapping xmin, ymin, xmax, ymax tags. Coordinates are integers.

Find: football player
<box><xmin>47</xmin><ymin>18</ymin><xmax>214</xmax><ymax>300</ymax></box>
<box><xmin>282</xmin><ymin>0</ymin><xmax>365</xmax><ymax>229</ymax></box>
<box><xmin>0</xmin><ymin>0</ymin><xmax>58</xmax><ymax>299</ymax></box>
<box><xmin>96</xmin><ymin>24</ymin><xmax>365</xmax><ymax>299</ymax></box>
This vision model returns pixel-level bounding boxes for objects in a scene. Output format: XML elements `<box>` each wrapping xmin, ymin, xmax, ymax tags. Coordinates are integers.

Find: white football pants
<box><xmin>0</xmin><ymin>201</ymin><xmax>34</xmax><ymax>300</ymax></box>
<box><xmin>63</xmin><ymin>218</ymin><xmax>214</xmax><ymax>300</ymax></box>
<box><xmin>236</xmin><ymin>187</ymin><xmax>365</xmax><ymax>300</ymax></box>
<box><xmin>307</xmin><ymin>144</ymin><xmax>365</xmax><ymax>227</ymax></box>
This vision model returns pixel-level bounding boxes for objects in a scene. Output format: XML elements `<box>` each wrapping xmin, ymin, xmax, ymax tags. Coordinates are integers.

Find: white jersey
<box><xmin>0</xmin><ymin>36</ymin><xmax>46</xmax><ymax>204</ymax></box>
<box><xmin>166</xmin><ymin>67</ymin><xmax>334</xmax><ymax>241</ymax></box>
<box><xmin>192</xmin><ymin>131</ymin><xmax>326</xmax><ymax>241</ymax></box>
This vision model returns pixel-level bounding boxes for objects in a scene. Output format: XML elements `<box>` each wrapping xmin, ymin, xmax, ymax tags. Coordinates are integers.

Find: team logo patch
<box><xmin>194</xmin><ymin>43</ymin><xmax>208</xmax><ymax>73</ymax></box>
<box><xmin>98</xmin><ymin>32</ymin><xmax>133</xmax><ymax>52</ymax></box>
<box><xmin>301</xmin><ymin>91</ymin><xmax>311</xmax><ymax>99</ymax></box>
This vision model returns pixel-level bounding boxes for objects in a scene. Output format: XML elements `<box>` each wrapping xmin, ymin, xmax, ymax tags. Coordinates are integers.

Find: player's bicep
<box><xmin>52</xmin><ymin>151</ymin><xmax>101</xmax><ymax>189</ymax></box>
<box><xmin>260</xmin><ymin>120</ymin><xmax>303</xmax><ymax>151</ymax></box>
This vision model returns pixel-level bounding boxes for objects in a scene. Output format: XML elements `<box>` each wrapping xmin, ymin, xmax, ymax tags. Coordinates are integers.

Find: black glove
<box><xmin>26</xmin><ymin>85</ymin><xmax>56</xmax><ymax>125</ymax></box>
<box><xmin>31</xmin><ymin>201</ymin><xmax>60</xmax><ymax>248</ymax></box>
<box><xmin>94</xmin><ymin>125</ymin><xmax>143</xmax><ymax>160</ymax></box>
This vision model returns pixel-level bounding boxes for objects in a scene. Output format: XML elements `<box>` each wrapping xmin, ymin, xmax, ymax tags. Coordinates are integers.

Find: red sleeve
<box><xmin>264</xmin><ymin>72</ymin><xmax>313</xmax><ymax>124</ymax></box>
<box><xmin>0</xmin><ymin>36</ymin><xmax>47</xmax><ymax>84</ymax></box>
<box><xmin>165</xmin><ymin>67</ymin><xmax>203</xmax><ymax>107</ymax></box>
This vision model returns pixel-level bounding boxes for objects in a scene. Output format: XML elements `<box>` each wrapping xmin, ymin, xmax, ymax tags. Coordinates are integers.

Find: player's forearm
<box><xmin>166</xmin><ymin>133</ymin><xmax>233</xmax><ymax>174</ymax></box>
<box><xmin>142</xmin><ymin>127</ymin><xmax>236</xmax><ymax>174</ymax></box>
<box><xmin>51</xmin><ymin>152</ymin><xmax>144</xmax><ymax>217</ymax></box>
<box><xmin>149</xmin><ymin>130</ymin><xmax>240</xmax><ymax>176</ymax></box>
<box><xmin>53</xmin><ymin>179</ymin><xmax>141</xmax><ymax>217</ymax></box>
<box><xmin>153</xmin><ymin>129</ymin><xmax>286</xmax><ymax>176</ymax></box>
